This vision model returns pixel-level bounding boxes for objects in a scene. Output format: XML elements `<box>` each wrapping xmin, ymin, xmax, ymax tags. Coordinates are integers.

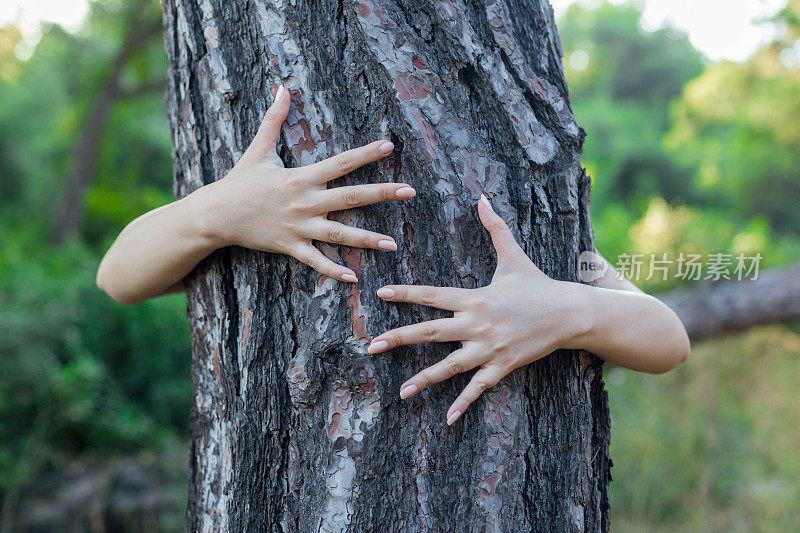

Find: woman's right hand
<box><xmin>194</xmin><ymin>85</ymin><xmax>415</xmax><ymax>282</ymax></box>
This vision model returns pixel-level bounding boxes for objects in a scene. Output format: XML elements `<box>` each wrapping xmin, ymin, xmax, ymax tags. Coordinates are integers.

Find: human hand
<box><xmin>196</xmin><ymin>85</ymin><xmax>415</xmax><ymax>282</ymax></box>
<box><xmin>368</xmin><ymin>195</ymin><xmax>589</xmax><ymax>425</ymax></box>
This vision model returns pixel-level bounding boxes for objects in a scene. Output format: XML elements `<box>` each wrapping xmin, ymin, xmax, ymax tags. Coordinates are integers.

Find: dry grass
<box><xmin>608</xmin><ymin>324</ymin><xmax>800</xmax><ymax>531</ymax></box>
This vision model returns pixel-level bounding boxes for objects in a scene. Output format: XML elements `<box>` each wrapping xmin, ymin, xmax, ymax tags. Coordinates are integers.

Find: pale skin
<box><xmin>97</xmin><ymin>85</ymin><xmax>416</xmax><ymax>304</ymax></box>
<box><xmin>98</xmin><ymin>86</ymin><xmax>690</xmax><ymax>426</ymax></box>
<box><xmin>368</xmin><ymin>195</ymin><xmax>689</xmax><ymax>425</ymax></box>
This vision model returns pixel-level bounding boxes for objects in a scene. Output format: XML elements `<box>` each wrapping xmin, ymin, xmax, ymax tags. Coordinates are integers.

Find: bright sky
<box><xmin>550</xmin><ymin>0</ymin><xmax>787</xmax><ymax>62</ymax></box>
<box><xmin>1</xmin><ymin>0</ymin><xmax>88</xmax><ymax>34</ymax></box>
<box><xmin>0</xmin><ymin>0</ymin><xmax>789</xmax><ymax>63</ymax></box>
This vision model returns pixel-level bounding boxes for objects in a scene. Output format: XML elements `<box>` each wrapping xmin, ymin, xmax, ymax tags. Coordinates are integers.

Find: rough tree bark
<box><xmin>162</xmin><ymin>0</ymin><xmax>610</xmax><ymax>530</ymax></box>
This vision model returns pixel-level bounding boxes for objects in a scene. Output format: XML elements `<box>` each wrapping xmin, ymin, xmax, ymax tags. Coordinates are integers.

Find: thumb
<box><xmin>246</xmin><ymin>84</ymin><xmax>290</xmax><ymax>162</ymax></box>
<box><xmin>477</xmin><ymin>194</ymin><xmax>527</xmax><ymax>268</ymax></box>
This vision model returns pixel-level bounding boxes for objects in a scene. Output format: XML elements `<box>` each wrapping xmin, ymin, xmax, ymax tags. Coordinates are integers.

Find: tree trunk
<box><xmin>162</xmin><ymin>0</ymin><xmax>610</xmax><ymax>530</ymax></box>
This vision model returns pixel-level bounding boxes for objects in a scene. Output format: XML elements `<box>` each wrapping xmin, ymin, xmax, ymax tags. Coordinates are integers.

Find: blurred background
<box><xmin>0</xmin><ymin>0</ymin><xmax>798</xmax><ymax>530</ymax></box>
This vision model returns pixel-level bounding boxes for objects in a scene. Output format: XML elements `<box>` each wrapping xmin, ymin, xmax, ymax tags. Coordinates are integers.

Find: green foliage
<box><xmin>0</xmin><ymin>0</ymin><xmax>167</xmax><ymax>243</ymax></box>
<box><xmin>560</xmin><ymin>1</ymin><xmax>703</xmax><ymax>213</ymax></box>
<box><xmin>667</xmin><ymin>57</ymin><xmax>800</xmax><ymax>233</ymax></box>
<box><xmin>0</xmin><ymin>0</ymin><xmax>181</xmax><ymax>503</ymax></box>
<box><xmin>560</xmin><ymin>2</ymin><xmax>704</xmax><ymax>106</ymax></box>
<box><xmin>0</xmin><ymin>227</ymin><xmax>191</xmax><ymax>494</ymax></box>
<box><xmin>556</xmin><ymin>4</ymin><xmax>800</xmax><ymax>528</ymax></box>
<box><xmin>559</xmin><ymin>1</ymin><xmax>800</xmax><ymax>293</ymax></box>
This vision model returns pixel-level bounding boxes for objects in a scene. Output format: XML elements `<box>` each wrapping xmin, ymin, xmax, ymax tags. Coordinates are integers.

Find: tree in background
<box><xmin>667</xmin><ymin>0</ymin><xmax>800</xmax><ymax>236</ymax></box>
<box><xmin>558</xmin><ymin>2</ymin><xmax>703</xmax><ymax>211</ymax></box>
<box><xmin>163</xmin><ymin>0</ymin><xmax>610</xmax><ymax>529</ymax></box>
<box><xmin>0</xmin><ymin>0</ymin><xmax>171</xmax><ymax>246</ymax></box>
<box><xmin>50</xmin><ymin>0</ymin><xmax>164</xmax><ymax>246</ymax></box>
<box><xmin>0</xmin><ymin>2</ymin><xmax>190</xmax><ymax>528</ymax></box>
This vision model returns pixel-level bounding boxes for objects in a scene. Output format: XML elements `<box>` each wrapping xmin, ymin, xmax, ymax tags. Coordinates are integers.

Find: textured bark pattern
<box><xmin>162</xmin><ymin>0</ymin><xmax>610</xmax><ymax>530</ymax></box>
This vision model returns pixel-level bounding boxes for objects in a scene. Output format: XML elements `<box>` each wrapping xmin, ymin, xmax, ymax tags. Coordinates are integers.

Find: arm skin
<box><xmin>97</xmin><ymin>85</ymin><xmax>415</xmax><ymax>305</ymax></box>
<box><xmin>368</xmin><ymin>195</ymin><xmax>690</xmax><ymax>425</ymax></box>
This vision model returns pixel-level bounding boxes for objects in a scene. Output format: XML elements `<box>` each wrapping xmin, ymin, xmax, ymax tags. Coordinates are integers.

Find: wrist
<box><xmin>184</xmin><ymin>183</ymin><xmax>228</xmax><ymax>250</ymax></box>
<box><xmin>557</xmin><ymin>280</ymin><xmax>599</xmax><ymax>351</ymax></box>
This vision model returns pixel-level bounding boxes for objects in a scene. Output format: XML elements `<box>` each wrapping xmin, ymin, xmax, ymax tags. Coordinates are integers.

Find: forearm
<box><xmin>96</xmin><ymin>188</ymin><xmax>219</xmax><ymax>305</ymax></box>
<box><xmin>565</xmin><ymin>282</ymin><xmax>690</xmax><ymax>373</ymax></box>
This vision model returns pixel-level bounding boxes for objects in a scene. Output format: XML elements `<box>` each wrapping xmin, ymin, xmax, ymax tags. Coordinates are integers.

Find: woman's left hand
<box><xmin>368</xmin><ymin>195</ymin><xmax>590</xmax><ymax>426</ymax></box>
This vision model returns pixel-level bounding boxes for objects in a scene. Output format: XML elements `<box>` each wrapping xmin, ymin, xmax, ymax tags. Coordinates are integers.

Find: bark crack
<box><xmin>496</xmin><ymin>46</ymin><xmax>576</xmax><ymax>153</ymax></box>
<box><xmin>221</xmin><ymin>249</ymin><xmax>241</xmax><ymax>401</ymax></box>
<box><xmin>281</xmin><ymin>260</ymin><xmax>298</xmax><ymax>531</ymax></box>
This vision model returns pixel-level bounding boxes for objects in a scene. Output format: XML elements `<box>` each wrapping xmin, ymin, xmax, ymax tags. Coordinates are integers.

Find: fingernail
<box><xmin>400</xmin><ymin>384</ymin><xmax>418</xmax><ymax>399</ymax></box>
<box><xmin>447</xmin><ymin>410</ymin><xmax>461</xmax><ymax>426</ymax></box>
<box><xmin>480</xmin><ymin>194</ymin><xmax>494</xmax><ymax>212</ymax></box>
<box><xmin>379</xmin><ymin>141</ymin><xmax>394</xmax><ymax>154</ymax></box>
<box><xmin>396</xmin><ymin>186</ymin><xmax>416</xmax><ymax>199</ymax></box>
<box><xmin>368</xmin><ymin>340</ymin><xmax>389</xmax><ymax>354</ymax></box>
<box><xmin>342</xmin><ymin>273</ymin><xmax>358</xmax><ymax>283</ymax></box>
<box><xmin>378</xmin><ymin>239</ymin><xmax>397</xmax><ymax>251</ymax></box>
<box><xmin>275</xmin><ymin>85</ymin><xmax>285</xmax><ymax>102</ymax></box>
<box><xmin>376</xmin><ymin>287</ymin><xmax>394</xmax><ymax>299</ymax></box>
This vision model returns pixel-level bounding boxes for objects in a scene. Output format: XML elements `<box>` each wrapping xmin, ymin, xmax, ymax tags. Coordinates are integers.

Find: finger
<box><xmin>315</xmin><ymin>183</ymin><xmax>416</xmax><ymax>212</ymax></box>
<box><xmin>446</xmin><ymin>366</ymin><xmax>506</xmax><ymax>425</ymax></box>
<box><xmin>376</xmin><ymin>284</ymin><xmax>468</xmax><ymax>311</ymax></box>
<box><xmin>292</xmin><ymin>244</ymin><xmax>358</xmax><ymax>283</ymax></box>
<box><xmin>368</xmin><ymin>317</ymin><xmax>470</xmax><ymax>354</ymax></box>
<box><xmin>246</xmin><ymin>85</ymin><xmax>291</xmax><ymax>161</ymax></box>
<box><xmin>311</xmin><ymin>220</ymin><xmax>398</xmax><ymax>252</ymax></box>
<box><xmin>306</xmin><ymin>140</ymin><xmax>395</xmax><ymax>184</ymax></box>
<box><xmin>477</xmin><ymin>194</ymin><xmax>527</xmax><ymax>265</ymax></box>
<box><xmin>397</xmin><ymin>346</ymin><xmax>484</xmax><ymax>399</ymax></box>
